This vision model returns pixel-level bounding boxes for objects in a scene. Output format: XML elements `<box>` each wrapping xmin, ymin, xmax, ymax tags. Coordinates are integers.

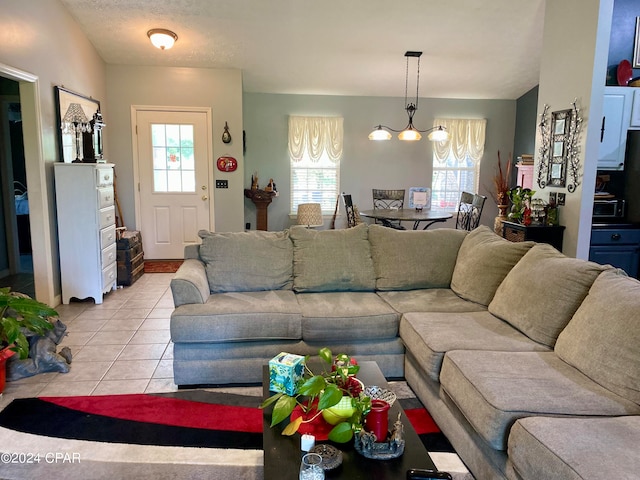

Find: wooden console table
<box><xmin>244</xmin><ymin>188</ymin><xmax>276</xmax><ymax>231</ymax></box>
<box><xmin>502</xmin><ymin>220</ymin><xmax>565</xmax><ymax>251</ymax></box>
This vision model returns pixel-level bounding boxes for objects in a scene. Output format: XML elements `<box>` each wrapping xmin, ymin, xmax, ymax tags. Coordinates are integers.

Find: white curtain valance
<box><xmin>432</xmin><ymin>118</ymin><xmax>487</xmax><ymax>164</ymax></box>
<box><xmin>288</xmin><ymin>116</ymin><xmax>343</xmax><ymax>163</ymax></box>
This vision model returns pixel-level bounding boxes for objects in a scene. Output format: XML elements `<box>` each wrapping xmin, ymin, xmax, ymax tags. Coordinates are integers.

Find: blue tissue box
<box><xmin>269</xmin><ymin>352</ymin><xmax>305</xmax><ymax>395</ymax></box>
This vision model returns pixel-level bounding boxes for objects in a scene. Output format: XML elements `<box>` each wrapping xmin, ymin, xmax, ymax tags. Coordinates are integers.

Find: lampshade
<box><xmin>368</xmin><ymin>126</ymin><xmax>392</xmax><ymax>141</ymax></box>
<box><xmin>147</xmin><ymin>29</ymin><xmax>178</xmax><ymax>50</ymax></box>
<box><xmin>398</xmin><ymin>128</ymin><xmax>421</xmax><ymax>141</ymax></box>
<box><xmin>61</xmin><ymin>103</ymin><xmax>90</xmax><ymax>133</ymax></box>
<box><xmin>297</xmin><ymin>203</ymin><xmax>324</xmax><ymax>227</ymax></box>
<box><xmin>427</xmin><ymin>126</ymin><xmax>448</xmax><ymax>142</ymax></box>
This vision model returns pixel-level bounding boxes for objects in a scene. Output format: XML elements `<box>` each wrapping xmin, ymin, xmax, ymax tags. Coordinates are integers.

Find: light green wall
<box><xmin>243</xmin><ymin>93</ymin><xmax>517</xmax><ymax>231</ymax></box>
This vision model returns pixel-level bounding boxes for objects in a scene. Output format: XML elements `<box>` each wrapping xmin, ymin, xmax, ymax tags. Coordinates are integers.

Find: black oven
<box><xmin>593</xmin><ymin>199</ymin><xmax>625</xmax><ymax>219</ymax></box>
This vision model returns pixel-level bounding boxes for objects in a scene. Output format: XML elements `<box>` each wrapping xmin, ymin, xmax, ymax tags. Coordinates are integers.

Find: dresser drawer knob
<box><xmin>611</xmin><ymin>233</ymin><xmax>621</xmax><ymax>241</ymax></box>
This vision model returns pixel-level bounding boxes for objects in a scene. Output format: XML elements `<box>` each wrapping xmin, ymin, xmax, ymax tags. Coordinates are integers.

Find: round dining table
<box><xmin>359</xmin><ymin>208</ymin><xmax>453</xmax><ymax>230</ymax></box>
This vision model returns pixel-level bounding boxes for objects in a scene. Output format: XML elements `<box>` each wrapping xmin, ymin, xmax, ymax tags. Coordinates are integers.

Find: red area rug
<box><xmin>143</xmin><ymin>260</ymin><xmax>183</xmax><ymax>273</ymax></box>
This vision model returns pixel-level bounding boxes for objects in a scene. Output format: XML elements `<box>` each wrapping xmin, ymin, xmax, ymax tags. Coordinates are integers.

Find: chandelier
<box><xmin>369</xmin><ymin>51</ymin><xmax>448</xmax><ymax>142</ymax></box>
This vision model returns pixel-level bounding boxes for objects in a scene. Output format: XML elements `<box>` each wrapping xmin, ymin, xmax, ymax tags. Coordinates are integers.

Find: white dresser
<box><xmin>54</xmin><ymin>163</ymin><xmax>118</xmax><ymax>304</ymax></box>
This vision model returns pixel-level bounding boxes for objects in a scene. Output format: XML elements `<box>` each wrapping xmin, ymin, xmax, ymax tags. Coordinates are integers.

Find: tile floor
<box><xmin>0</xmin><ymin>272</ymin><xmax>178</xmax><ymax>412</ymax></box>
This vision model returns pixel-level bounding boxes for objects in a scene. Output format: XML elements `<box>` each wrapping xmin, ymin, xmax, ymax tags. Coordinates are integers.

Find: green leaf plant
<box><xmin>260</xmin><ymin>348</ymin><xmax>372</xmax><ymax>443</ymax></box>
<box><xmin>0</xmin><ymin>287</ymin><xmax>57</xmax><ymax>359</ymax></box>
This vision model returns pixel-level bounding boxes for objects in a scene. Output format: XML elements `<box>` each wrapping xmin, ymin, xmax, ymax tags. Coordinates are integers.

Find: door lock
<box><xmin>202</xmin><ymin>195</ymin><xmax>209</xmax><ymax>201</ymax></box>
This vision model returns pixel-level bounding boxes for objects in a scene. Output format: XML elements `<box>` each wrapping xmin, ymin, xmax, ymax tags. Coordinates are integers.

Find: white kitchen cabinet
<box><xmin>54</xmin><ymin>163</ymin><xmax>117</xmax><ymax>304</ymax></box>
<box><xmin>631</xmin><ymin>89</ymin><xmax>640</xmax><ymax>128</ymax></box>
<box><xmin>598</xmin><ymin>87</ymin><xmax>633</xmax><ymax>170</ymax></box>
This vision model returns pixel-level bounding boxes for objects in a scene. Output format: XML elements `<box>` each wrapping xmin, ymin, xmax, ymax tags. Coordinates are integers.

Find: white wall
<box><xmin>243</xmin><ymin>93</ymin><xmax>517</xmax><ymax>231</ymax></box>
<box><xmin>105</xmin><ymin>65</ymin><xmax>244</xmax><ymax>234</ymax></box>
<box><xmin>0</xmin><ymin>0</ymin><xmax>106</xmax><ymax>305</ymax></box>
<box><xmin>535</xmin><ymin>0</ymin><xmax>614</xmax><ymax>258</ymax></box>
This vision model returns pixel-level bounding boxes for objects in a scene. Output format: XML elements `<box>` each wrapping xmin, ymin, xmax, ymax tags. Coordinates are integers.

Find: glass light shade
<box><xmin>368</xmin><ymin>128</ymin><xmax>392</xmax><ymax>141</ymax></box>
<box><xmin>297</xmin><ymin>203</ymin><xmax>324</xmax><ymax>227</ymax></box>
<box><xmin>147</xmin><ymin>29</ymin><xmax>178</xmax><ymax>50</ymax></box>
<box><xmin>398</xmin><ymin>128</ymin><xmax>421</xmax><ymax>141</ymax></box>
<box><xmin>428</xmin><ymin>127</ymin><xmax>449</xmax><ymax>142</ymax></box>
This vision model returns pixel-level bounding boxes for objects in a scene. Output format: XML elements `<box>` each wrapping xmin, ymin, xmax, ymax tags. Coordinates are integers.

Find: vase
<box><xmin>494</xmin><ymin>204</ymin><xmax>509</xmax><ymax>235</ymax></box>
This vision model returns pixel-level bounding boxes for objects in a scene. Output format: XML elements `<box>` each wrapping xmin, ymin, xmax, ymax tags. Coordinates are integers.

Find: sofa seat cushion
<box><xmin>170</xmin><ymin>290</ymin><xmax>302</xmax><ymax>343</ymax></box>
<box><xmin>198</xmin><ymin>230</ymin><xmax>293</xmax><ymax>293</ymax></box>
<box><xmin>296</xmin><ymin>292</ymin><xmax>400</xmax><ymax>342</ymax></box>
<box><xmin>440</xmin><ymin>350</ymin><xmax>640</xmax><ymax>451</ymax></box>
<box><xmin>368</xmin><ymin>225</ymin><xmax>467</xmax><ymax>290</ymax></box>
<box><xmin>555</xmin><ymin>269</ymin><xmax>640</xmax><ymax>405</ymax></box>
<box><xmin>451</xmin><ymin>226</ymin><xmax>534</xmax><ymax>306</ymax></box>
<box><xmin>400</xmin><ymin>311</ymin><xmax>549</xmax><ymax>382</ymax></box>
<box><xmin>289</xmin><ymin>224</ymin><xmax>376</xmax><ymax>292</ymax></box>
<box><xmin>489</xmin><ymin>243</ymin><xmax>609</xmax><ymax>347</ymax></box>
<box><xmin>508</xmin><ymin>416</ymin><xmax>640</xmax><ymax>480</ymax></box>
<box><xmin>377</xmin><ymin>289</ymin><xmax>487</xmax><ymax>314</ymax></box>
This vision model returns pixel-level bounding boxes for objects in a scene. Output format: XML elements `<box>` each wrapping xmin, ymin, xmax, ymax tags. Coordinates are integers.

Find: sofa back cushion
<box><xmin>451</xmin><ymin>226</ymin><xmax>534</xmax><ymax>306</ymax></box>
<box><xmin>368</xmin><ymin>225</ymin><xmax>467</xmax><ymax>290</ymax></box>
<box><xmin>489</xmin><ymin>244</ymin><xmax>610</xmax><ymax>347</ymax></box>
<box><xmin>198</xmin><ymin>230</ymin><xmax>293</xmax><ymax>293</ymax></box>
<box><xmin>289</xmin><ymin>223</ymin><xmax>376</xmax><ymax>292</ymax></box>
<box><xmin>555</xmin><ymin>270</ymin><xmax>640</xmax><ymax>405</ymax></box>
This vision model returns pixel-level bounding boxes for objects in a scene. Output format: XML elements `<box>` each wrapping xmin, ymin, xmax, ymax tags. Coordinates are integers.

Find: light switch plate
<box><xmin>216</xmin><ymin>180</ymin><xmax>228</xmax><ymax>188</ymax></box>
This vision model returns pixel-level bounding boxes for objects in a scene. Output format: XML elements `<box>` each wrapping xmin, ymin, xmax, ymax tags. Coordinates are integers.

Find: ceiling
<box><xmin>60</xmin><ymin>0</ymin><xmax>546</xmax><ymax>100</ymax></box>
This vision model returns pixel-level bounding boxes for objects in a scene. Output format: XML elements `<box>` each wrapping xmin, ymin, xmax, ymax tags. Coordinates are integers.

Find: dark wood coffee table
<box><xmin>262</xmin><ymin>361</ymin><xmax>437</xmax><ymax>479</ymax></box>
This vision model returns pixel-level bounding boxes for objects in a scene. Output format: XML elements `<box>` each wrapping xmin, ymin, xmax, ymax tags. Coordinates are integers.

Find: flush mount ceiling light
<box><xmin>147</xmin><ymin>28</ymin><xmax>178</xmax><ymax>50</ymax></box>
<box><xmin>369</xmin><ymin>51</ymin><xmax>448</xmax><ymax>142</ymax></box>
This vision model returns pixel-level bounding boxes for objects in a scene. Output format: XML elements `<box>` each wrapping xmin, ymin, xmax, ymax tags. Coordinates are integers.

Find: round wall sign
<box><xmin>216</xmin><ymin>156</ymin><xmax>238</xmax><ymax>172</ymax></box>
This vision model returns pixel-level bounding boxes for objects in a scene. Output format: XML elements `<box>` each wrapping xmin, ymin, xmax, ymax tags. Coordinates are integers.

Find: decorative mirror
<box><xmin>537</xmin><ymin>101</ymin><xmax>582</xmax><ymax>192</ymax></box>
<box><xmin>55</xmin><ymin>86</ymin><xmax>104</xmax><ymax>163</ymax></box>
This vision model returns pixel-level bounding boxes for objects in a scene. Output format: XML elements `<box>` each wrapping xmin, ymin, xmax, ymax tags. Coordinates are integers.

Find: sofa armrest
<box><xmin>170</xmin><ymin>258</ymin><xmax>209</xmax><ymax>306</ymax></box>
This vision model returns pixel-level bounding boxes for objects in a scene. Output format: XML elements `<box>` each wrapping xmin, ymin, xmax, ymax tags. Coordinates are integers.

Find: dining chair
<box><xmin>455</xmin><ymin>191</ymin><xmax>487</xmax><ymax>231</ymax></box>
<box><xmin>372</xmin><ymin>189</ymin><xmax>406</xmax><ymax>230</ymax></box>
<box><xmin>341</xmin><ymin>193</ymin><xmax>360</xmax><ymax>228</ymax></box>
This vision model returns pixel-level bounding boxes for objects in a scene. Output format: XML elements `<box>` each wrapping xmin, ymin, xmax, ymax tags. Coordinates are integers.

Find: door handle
<box><xmin>202</xmin><ymin>195</ymin><xmax>208</xmax><ymax>201</ymax></box>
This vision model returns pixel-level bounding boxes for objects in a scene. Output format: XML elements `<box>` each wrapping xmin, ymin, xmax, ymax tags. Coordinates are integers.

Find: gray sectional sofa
<box><xmin>170</xmin><ymin>224</ymin><xmax>640</xmax><ymax>480</ymax></box>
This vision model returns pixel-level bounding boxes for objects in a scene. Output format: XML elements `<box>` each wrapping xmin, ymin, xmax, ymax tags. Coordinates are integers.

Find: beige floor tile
<box><xmin>55</xmin><ymin>361</ymin><xmax>113</xmax><ymax>382</ymax></box>
<box><xmin>38</xmin><ymin>380</ymin><xmax>99</xmax><ymax>396</ymax></box>
<box><xmin>72</xmin><ymin>344</ymin><xmax>125</xmax><ymax>362</ymax></box>
<box><xmin>129</xmin><ymin>329</ymin><xmax>171</xmax><ymax>344</ymax></box>
<box><xmin>118</xmin><ymin>343</ymin><xmax>168</xmax><ymax>361</ymax></box>
<box><xmin>87</xmin><ymin>330</ymin><xmax>136</xmax><ymax>345</ymax></box>
<box><xmin>154</xmin><ymin>298</ymin><xmax>176</xmax><ymax>308</ymax></box>
<box><xmin>6</xmin><ymin>371</ymin><xmax>59</xmax><ymax>385</ymax></box>
<box><xmin>122</xmin><ymin>298</ymin><xmax>161</xmax><ymax>309</ymax></box>
<box><xmin>103</xmin><ymin>359</ymin><xmax>159</xmax><ymax>380</ymax></box>
<box><xmin>91</xmin><ymin>379</ymin><xmax>150</xmax><ymax>395</ymax></box>
<box><xmin>139</xmin><ymin>317</ymin><xmax>170</xmax><ymax>330</ymax></box>
<box><xmin>145</xmin><ymin>378</ymin><xmax>178</xmax><ymax>393</ymax></box>
<box><xmin>1</xmin><ymin>382</ymin><xmax>48</xmax><ymax>400</ymax></box>
<box><xmin>74</xmin><ymin>309</ymin><xmax>118</xmax><ymax>321</ymax></box>
<box><xmin>67</xmin><ymin>318</ymin><xmax>109</xmax><ymax>332</ymax></box>
<box><xmin>147</xmin><ymin>308</ymin><xmax>173</xmax><ymax>319</ymax></box>
<box><xmin>162</xmin><ymin>343</ymin><xmax>174</xmax><ymax>360</ymax></box>
<box><xmin>113</xmin><ymin>309</ymin><xmax>152</xmax><ymax>320</ymax></box>
<box><xmin>59</xmin><ymin>330</ymin><xmax>97</xmax><ymax>347</ymax></box>
<box><xmin>100</xmin><ymin>318</ymin><xmax>145</xmax><ymax>331</ymax></box>
<box><xmin>152</xmin><ymin>359</ymin><xmax>174</xmax><ymax>378</ymax></box>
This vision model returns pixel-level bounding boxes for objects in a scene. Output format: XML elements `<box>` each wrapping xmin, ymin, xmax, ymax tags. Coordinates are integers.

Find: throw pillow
<box><xmin>289</xmin><ymin>223</ymin><xmax>376</xmax><ymax>292</ymax></box>
<box><xmin>368</xmin><ymin>224</ymin><xmax>467</xmax><ymax>290</ymax></box>
<box><xmin>198</xmin><ymin>230</ymin><xmax>293</xmax><ymax>293</ymax></box>
<box><xmin>555</xmin><ymin>269</ymin><xmax>640</xmax><ymax>405</ymax></box>
<box><xmin>451</xmin><ymin>226</ymin><xmax>534</xmax><ymax>306</ymax></box>
<box><xmin>489</xmin><ymin>244</ymin><xmax>610</xmax><ymax>347</ymax></box>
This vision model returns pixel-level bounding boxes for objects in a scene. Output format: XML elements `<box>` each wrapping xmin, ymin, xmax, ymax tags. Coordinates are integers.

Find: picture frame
<box><xmin>54</xmin><ymin>86</ymin><xmax>103</xmax><ymax>163</ymax></box>
<box><xmin>547</xmin><ymin>108</ymin><xmax>572</xmax><ymax>188</ymax></box>
<box><xmin>408</xmin><ymin>187</ymin><xmax>431</xmax><ymax>210</ymax></box>
<box><xmin>634</xmin><ymin>17</ymin><xmax>640</xmax><ymax>69</ymax></box>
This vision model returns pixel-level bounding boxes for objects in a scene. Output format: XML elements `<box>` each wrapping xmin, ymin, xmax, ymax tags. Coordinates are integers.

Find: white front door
<box><xmin>135</xmin><ymin>108</ymin><xmax>212</xmax><ymax>259</ymax></box>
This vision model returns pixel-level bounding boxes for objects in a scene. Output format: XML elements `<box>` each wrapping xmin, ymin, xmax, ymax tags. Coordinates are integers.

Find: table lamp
<box><xmin>297</xmin><ymin>203</ymin><xmax>324</xmax><ymax>228</ymax></box>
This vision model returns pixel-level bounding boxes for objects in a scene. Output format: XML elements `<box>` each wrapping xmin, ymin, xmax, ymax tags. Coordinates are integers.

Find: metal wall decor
<box><xmin>537</xmin><ymin>100</ymin><xmax>583</xmax><ymax>192</ymax></box>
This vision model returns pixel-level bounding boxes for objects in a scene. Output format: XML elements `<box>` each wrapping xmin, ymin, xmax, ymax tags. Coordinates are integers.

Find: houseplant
<box><xmin>0</xmin><ymin>287</ymin><xmax>57</xmax><ymax>392</ymax></box>
<box><xmin>260</xmin><ymin>348</ymin><xmax>372</xmax><ymax>443</ymax></box>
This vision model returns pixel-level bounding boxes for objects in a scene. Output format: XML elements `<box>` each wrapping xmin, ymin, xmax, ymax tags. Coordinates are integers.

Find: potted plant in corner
<box><xmin>0</xmin><ymin>287</ymin><xmax>57</xmax><ymax>393</ymax></box>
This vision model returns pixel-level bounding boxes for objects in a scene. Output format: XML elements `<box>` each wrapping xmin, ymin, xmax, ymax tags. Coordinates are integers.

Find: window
<box><xmin>289</xmin><ymin>116</ymin><xmax>343</xmax><ymax>214</ymax></box>
<box><xmin>151</xmin><ymin>123</ymin><xmax>195</xmax><ymax>193</ymax></box>
<box><xmin>431</xmin><ymin>118</ymin><xmax>486</xmax><ymax>211</ymax></box>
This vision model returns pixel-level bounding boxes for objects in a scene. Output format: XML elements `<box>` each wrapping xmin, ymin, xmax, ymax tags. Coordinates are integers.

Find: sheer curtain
<box><xmin>288</xmin><ymin>116</ymin><xmax>343</xmax><ymax>163</ymax></box>
<box><xmin>432</xmin><ymin>118</ymin><xmax>486</xmax><ymax>164</ymax></box>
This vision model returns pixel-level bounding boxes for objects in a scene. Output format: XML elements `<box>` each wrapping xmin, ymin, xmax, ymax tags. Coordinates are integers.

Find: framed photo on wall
<box><xmin>634</xmin><ymin>17</ymin><xmax>640</xmax><ymax>68</ymax></box>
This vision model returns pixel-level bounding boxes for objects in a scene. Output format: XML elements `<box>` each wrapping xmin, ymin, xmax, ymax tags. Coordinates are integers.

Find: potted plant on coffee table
<box><xmin>0</xmin><ymin>287</ymin><xmax>57</xmax><ymax>392</ymax></box>
<box><xmin>260</xmin><ymin>348</ymin><xmax>372</xmax><ymax>443</ymax></box>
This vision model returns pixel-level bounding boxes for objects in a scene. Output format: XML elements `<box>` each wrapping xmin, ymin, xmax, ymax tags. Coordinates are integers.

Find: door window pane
<box><xmin>151</xmin><ymin>123</ymin><xmax>195</xmax><ymax>193</ymax></box>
